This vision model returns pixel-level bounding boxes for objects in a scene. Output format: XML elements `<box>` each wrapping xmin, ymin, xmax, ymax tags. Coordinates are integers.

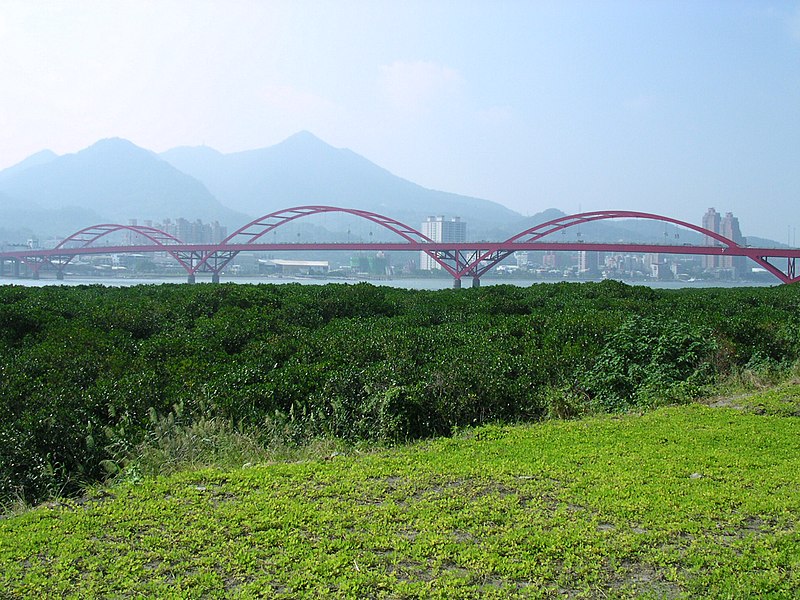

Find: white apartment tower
<box><xmin>420</xmin><ymin>216</ymin><xmax>467</xmax><ymax>270</ymax></box>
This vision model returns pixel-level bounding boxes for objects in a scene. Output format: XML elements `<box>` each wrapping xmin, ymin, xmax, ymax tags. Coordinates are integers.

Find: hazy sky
<box><xmin>2</xmin><ymin>1</ymin><xmax>799</xmax><ymax>240</ymax></box>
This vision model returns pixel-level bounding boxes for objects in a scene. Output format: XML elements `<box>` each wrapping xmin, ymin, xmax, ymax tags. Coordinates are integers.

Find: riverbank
<box><xmin>0</xmin><ymin>273</ymin><xmax>779</xmax><ymax>289</ymax></box>
<box><xmin>2</xmin><ymin>385</ymin><xmax>798</xmax><ymax>598</ymax></box>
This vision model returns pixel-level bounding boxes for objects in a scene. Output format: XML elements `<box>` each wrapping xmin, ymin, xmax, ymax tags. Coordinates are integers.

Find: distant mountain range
<box><xmin>160</xmin><ymin>131</ymin><xmax>523</xmax><ymax>240</ymax></box>
<box><xmin>0</xmin><ymin>139</ymin><xmax>244</xmax><ymax>238</ymax></box>
<box><xmin>0</xmin><ymin>132</ymin><xmax>784</xmax><ymax>247</ymax></box>
<box><xmin>0</xmin><ymin>132</ymin><xmax>528</xmax><ymax>241</ymax></box>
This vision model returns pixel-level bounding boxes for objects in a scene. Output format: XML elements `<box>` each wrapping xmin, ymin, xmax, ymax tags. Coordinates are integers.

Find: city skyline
<box><xmin>3</xmin><ymin>203</ymin><xmax>796</xmax><ymax>284</ymax></box>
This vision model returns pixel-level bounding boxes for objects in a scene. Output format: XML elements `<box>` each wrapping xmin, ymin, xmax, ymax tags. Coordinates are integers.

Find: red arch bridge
<box><xmin>1</xmin><ymin>206</ymin><xmax>798</xmax><ymax>287</ymax></box>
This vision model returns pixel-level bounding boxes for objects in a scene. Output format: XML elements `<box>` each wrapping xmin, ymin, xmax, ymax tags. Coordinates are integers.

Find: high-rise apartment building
<box><xmin>720</xmin><ymin>212</ymin><xmax>746</xmax><ymax>272</ymax></box>
<box><xmin>701</xmin><ymin>208</ymin><xmax>721</xmax><ymax>269</ymax></box>
<box><xmin>126</xmin><ymin>217</ymin><xmax>228</xmax><ymax>244</ymax></box>
<box><xmin>701</xmin><ymin>208</ymin><xmax>746</xmax><ymax>273</ymax></box>
<box><xmin>420</xmin><ymin>216</ymin><xmax>466</xmax><ymax>270</ymax></box>
<box><xmin>578</xmin><ymin>250</ymin><xmax>600</xmax><ymax>274</ymax></box>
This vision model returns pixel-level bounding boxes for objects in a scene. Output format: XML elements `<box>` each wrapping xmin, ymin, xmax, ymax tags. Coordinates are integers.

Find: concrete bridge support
<box><xmin>472</xmin><ymin>277</ymin><xmax>481</xmax><ymax>288</ymax></box>
<box><xmin>211</xmin><ymin>272</ymin><xmax>220</xmax><ymax>284</ymax></box>
<box><xmin>187</xmin><ymin>273</ymin><xmax>196</xmax><ymax>284</ymax></box>
<box><xmin>56</xmin><ymin>270</ymin><xmax>65</xmax><ymax>280</ymax></box>
<box><xmin>0</xmin><ymin>259</ymin><xmax>18</xmax><ymax>278</ymax></box>
<box><xmin>452</xmin><ymin>278</ymin><xmax>461</xmax><ymax>289</ymax></box>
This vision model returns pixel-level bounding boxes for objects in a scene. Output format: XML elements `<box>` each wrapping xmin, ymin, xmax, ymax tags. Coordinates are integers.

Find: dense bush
<box><xmin>1</xmin><ymin>281</ymin><xmax>799</xmax><ymax>504</ymax></box>
<box><xmin>583</xmin><ymin>315</ymin><xmax>717</xmax><ymax>409</ymax></box>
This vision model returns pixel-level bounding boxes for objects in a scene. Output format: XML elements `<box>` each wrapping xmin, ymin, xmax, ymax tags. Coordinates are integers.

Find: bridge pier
<box><xmin>452</xmin><ymin>278</ymin><xmax>461</xmax><ymax>289</ymax></box>
<box><xmin>472</xmin><ymin>277</ymin><xmax>481</xmax><ymax>288</ymax></box>
<box><xmin>56</xmin><ymin>270</ymin><xmax>64</xmax><ymax>281</ymax></box>
<box><xmin>31</xmin><ymin>270</ymin><xmax>39</xmax><ymax>280</ymax></box>
<box><xmin>187</xmin><ymin>273</ymin><xmax>196</xmax><ymax>284</ymax></box>
<box><xmin>211</xmin><ymin>272</ymin><xmax>220</xmax><ymax>284</ymax></box>
<box><xmin>13</xmin><ymin>260</ymin><xmax>20</xmax><ymax>278</ymax></box>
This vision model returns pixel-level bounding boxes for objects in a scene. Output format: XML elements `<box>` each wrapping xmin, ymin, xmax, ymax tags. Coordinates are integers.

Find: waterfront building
<box><xmin>720</xmin><ymin>212</ymin><xmax>746</xmax><ymax>273</ymax></box>
<box><xmin>702</xmin><ymin>208</ymin><xmax>721</xmax><ymax>269</ymax></box>
<box><xmin>420</xmin><ymin>216</ymin><xmax>466</xmax><ymax>270</ymax></box>
<box><xmin>578</xmin><ymin>250</ymin><xmax>601</xmax><ymax>276</ymax></box>
<box><xmin>701</xmin><ymin>208</ymin><xmax>746</xmax><ymax>275</ymax></box>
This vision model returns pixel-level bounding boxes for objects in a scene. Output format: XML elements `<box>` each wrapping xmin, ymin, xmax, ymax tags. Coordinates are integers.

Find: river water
<box><xmin>0</xmin><ymin>275</ymin><xmax>777</xmax><ymax>290</ymax></box>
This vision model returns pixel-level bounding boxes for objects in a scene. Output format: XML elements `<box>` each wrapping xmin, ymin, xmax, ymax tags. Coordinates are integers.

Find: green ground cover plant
<box><xmin>2</xmin><ymin>281</ymin><xmax>800</xmax><ymax>505</ymax></box>
<box><xmin>1</xmin><ymin>395</ymin><xmax>798</xmax><ymax>598</ymax></box>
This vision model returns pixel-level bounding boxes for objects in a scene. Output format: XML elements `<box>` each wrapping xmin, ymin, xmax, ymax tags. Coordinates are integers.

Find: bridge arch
<box><xmin>463</xmin><ymin>210</ymin><xmax>764</xmax><ymax>279</ymax></box>
<box><xmin>4</xmin><ymin>208</ymin><xmax>797</xmax><ymax>284</ymax></box>
<box><xmin>506</xmin><ymin>211</ymin><xmax>740</xmax><ymax>247</ymax></box>
<box><xmin>55</xmin><ymin>223</ymin><xmax>185</xmax><ymax>250</ymax></box>
<box><xmin>193</xmin><ymin>205</ymin><xmax>459</xmax><ymax>276</ymax></box>
<box><xmin>45</xmin><ymin>224</ymin><xmax>193</xmax><ymax>274</ymax></box>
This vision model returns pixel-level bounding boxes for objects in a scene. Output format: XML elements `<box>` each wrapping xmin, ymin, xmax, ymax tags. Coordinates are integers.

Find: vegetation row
<box><xmin>1</xmin><ymin>281</ymin><xmax>798</xmax><ymax>505</ymax></box>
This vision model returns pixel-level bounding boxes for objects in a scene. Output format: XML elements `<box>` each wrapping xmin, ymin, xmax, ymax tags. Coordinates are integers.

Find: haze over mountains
<box><xmin>0</xmin><ymin>132</ymin><xmax>780</xmax><ymax>246</ymax></box>
<box><xmin>0</xmin><ymin>139</ymin><xmax>244</xmax><ymax>238</ymax></box>
<box><xmin>160</xmin><ymin>131</ymin><xmax>524</xmax><ymax>239</ymax></box>
<box><xmin>0</xmin><ymin>132</ymin><xmax>531</xmax><ymax>241</ymax></box>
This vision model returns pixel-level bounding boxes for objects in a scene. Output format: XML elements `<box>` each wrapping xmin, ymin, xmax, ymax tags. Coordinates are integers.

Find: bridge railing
<box><xmin>1</xmin><ymin>207</ymin><xmax>797</xmax><ymax>285</ymax></box>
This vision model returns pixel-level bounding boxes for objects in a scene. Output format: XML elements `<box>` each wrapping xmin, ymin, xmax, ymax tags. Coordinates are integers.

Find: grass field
<box><xmin>1</xmin><ymin>386</ymin><xmax>799</xmax><ymax>599</ymax></box>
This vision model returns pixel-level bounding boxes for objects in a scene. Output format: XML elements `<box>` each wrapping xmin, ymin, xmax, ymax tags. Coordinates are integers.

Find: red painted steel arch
<box><xmin>464</xmin><ymin>210</ymin><xmax>772</xmax><ymax>279</ymax></box>
<box><xmin>55</xmin><ymin>224</ymin><xmax>184</xmax><ymax>250</ymax></box>
<box><xmin>4</xmin><ymin>207</ymin><xmax>798</xmax><ymax>284</ymax></box>
<box><xmin>506</xmin><ymin>211</ymin><xmax>739</xmax><ymax>247</ymax></box>
<box><xmin>222</xmin><ymin>205</ymin><xmax>432</xmax><ymax>245</ymax></box>
<box><xmin>193</xmin><ymin>205</ymin><xmax>458</xmax><ymax>276</ymax></box>
<box><xmin>47</xmin><ymin>224</ymin><xmax>192</xmax><ymax>273</ymax></box>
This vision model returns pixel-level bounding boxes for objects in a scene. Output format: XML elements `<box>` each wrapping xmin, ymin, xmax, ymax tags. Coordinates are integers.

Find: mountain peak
<box><xmin>284</xmin><ymin>130</ymin><xmax>325</xmax><ymax>143</ymax></box>
<box><xmin>160</xmin><ymin>144</ymin><xmax>223</xmax><ymax>164</ymax></box>
<box><xmin>275</xmin><ymin>130</ymin><xmax>337</xmax><ymax>152</ymax></box>
<box><xmin>0</xmin><ymin>137</ymin><xmax>245</xmax><ymax>233</ymax></box>
<box><xmin>83</xmin><ymin>137</ymin><xmax>151</xmax><ymax>157</ymax></box>
<box><xmin>25</xmin><ymin>149</ymin><xmax>58</xmax><ymax>163</ymax></box>
<box><xmin>0</xmin><ymin>149</ymin><xmax>59</xmax><ymax>181</ymax></box>
<box><xmin>159</xmin><ymin>132</ymin><xmax>524</xmax><ymax>235</ymax></box>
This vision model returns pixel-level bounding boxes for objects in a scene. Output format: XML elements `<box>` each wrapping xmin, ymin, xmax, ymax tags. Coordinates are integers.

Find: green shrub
<box><xmin>582</xmin><ymin>315</ymin><xmax>717</xmax><ymax>410</ymax></box>
<box><xmin>2</xmin><ymin>282</ymin><xmax>800</xmax><ymax>504</ymax></box>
